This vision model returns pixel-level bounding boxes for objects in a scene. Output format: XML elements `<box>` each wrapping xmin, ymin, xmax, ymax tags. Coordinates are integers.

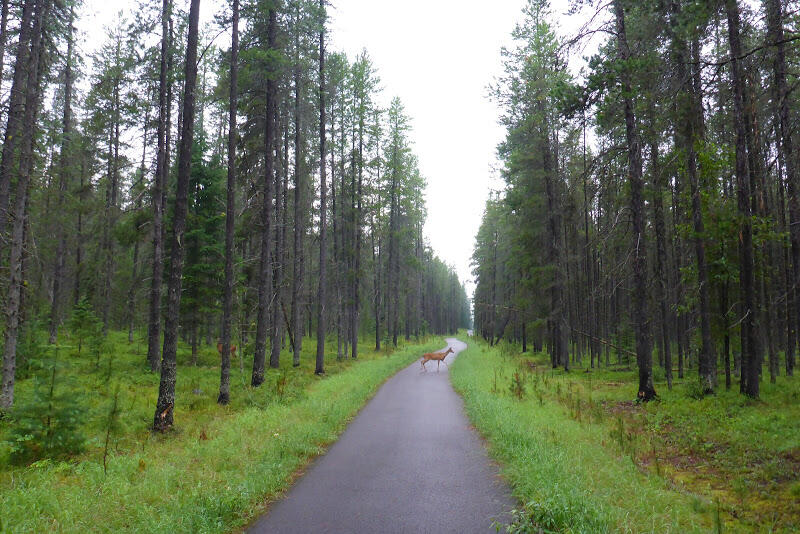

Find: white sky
<box><xmin>76</xmin><ymin>0</ymin><xmax>590</xmax><ymax>299</ymax></box>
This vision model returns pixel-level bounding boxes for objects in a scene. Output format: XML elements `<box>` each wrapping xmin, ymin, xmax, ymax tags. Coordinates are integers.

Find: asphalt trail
<box><xmin>247</xmin><ymin>338</ymin><xmax>515</xmax><ymax>533</ymax></box>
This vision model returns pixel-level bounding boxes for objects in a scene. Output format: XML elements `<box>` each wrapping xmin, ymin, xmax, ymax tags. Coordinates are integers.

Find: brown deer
<box><xmin>420</xmin><ymin>347</ymin><xmax>454</xmax><ymax>372</ymax></box>
<box><xmin>217</xmin><ymin>342</ymin><xmax>237</xmax><ymax>359</ymax></box>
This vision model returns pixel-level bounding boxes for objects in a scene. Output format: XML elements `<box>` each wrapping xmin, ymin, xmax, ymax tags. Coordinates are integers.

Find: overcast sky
<box><xmin>77</xmin><ymin>0</ymin><xmax>588</xmax><ymax>298</ymax></box>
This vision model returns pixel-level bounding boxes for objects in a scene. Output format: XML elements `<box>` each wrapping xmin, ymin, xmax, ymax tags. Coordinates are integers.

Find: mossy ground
<box><xmin>0</xmin><ymin>329</ymin><xmax>444</xmax><ymax>533</ymax></box>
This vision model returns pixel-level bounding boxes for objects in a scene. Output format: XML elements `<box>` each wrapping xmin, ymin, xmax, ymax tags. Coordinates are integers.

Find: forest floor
<box><xmin>0</xmin><ymin>329</ymin><xmax>444</xmax><ymax>533</ymax></box>
<box><xmin>450</xmin><ymin>339</ymin><xmax>800</xmax><ymax>533</ymax></box>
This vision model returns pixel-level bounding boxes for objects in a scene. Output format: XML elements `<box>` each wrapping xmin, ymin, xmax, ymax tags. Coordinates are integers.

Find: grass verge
<box><xmin>0</xmin><ymin>332</ymin><xmax>444</xmax><ymax>533</ymax></box>
<box><xmin>450</xmin><ymin>339</ymin><xmax>713</xmax><ymax>533</ymax></box>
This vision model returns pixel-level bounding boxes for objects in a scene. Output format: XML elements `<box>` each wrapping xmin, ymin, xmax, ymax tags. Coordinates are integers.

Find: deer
<box><xmin>217</xmin><ymin>342</ymin><xmax>237</xmax><ymax>359</ymax></box>
<box><xmin>420</xmin><ymin>347</ymin><xmax>454</xmax><ymax>372</ymax></box>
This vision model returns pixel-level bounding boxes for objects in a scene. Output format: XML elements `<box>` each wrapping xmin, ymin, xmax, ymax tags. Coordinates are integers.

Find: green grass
<box><xmin>547</xmin><ymin>349</ymin><xmax>800</xmax><ymax>532</ymax></box>
<box><xmin>0</xmin><ymin>329</ymin><xmax>444</xmax><ymax>533</ymax></box>
<box><xmin>450</xmin><ymin>340</ymin><xmax>713</xmax><ymax>534</ymax></box>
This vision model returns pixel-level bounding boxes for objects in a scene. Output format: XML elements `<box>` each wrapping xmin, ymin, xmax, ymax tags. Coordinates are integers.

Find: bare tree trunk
<box><xmin>0</xmin><ymin>0</ymin><xmax>35</xmax><ymax>240</ymax></box>
<box><xmin>270</xmin><ymin>101</ymin><xmax>288</xmax><ymax>369</ymax></box>
<box><xmin>0</xmin><ymin>0</ymin><xmax>9</xmax><ymax>118</ymax></box>
<box><xmin>219</xmin><ymin>0</ymin><xmax>238</xmax><ymax>404</ymax></box>
<box><xmin>291</xmin><ymin>59</ymin><xmax>304</xmax><ymax>367</ymax></box>
<box><xmin>103</xmin><ymin>39</ymin><xmax>122</xmax><ymax>337</ymax></box>
<box><xmin>669</xmin><ymin>0</ymin><xmax>715</xmax><ymax>392</ymax></box>
<box><xmin>2</xmin><ymin>0</ymin><xmax>48</xmax><ymax>410</ymax></box>
<box><xmin>767</xmin><ymin>0</ymin><xmax>796</xmax><ymax>377</ymax></box>
<box><xmin>315</xmin><ymin>1</ymin><xmax>327</xmax><ymax>374</ymax></box>
<box><xmin>147</xmin><ymin>0</ymin><xmax>171</xmax><ymax>372</ymax></box>
<box><xmin>351</xmin><ymin>102</ymin><xmax>364</xmax><ymax>360</ymax></box>
<box><xmin>614</xmin><ymin>0</ymin><xmax>655</xmax><ymax>400</ymax></box>
<box><xmin>725</xmin><ymin>0</ymin><xmax>759</xmax><ymax>398</ymax></box>
<box><xmin>49</xmin><ymin>5</ymin><xmax>75</xmax><ymax>344</ymax></box>
<box><xmin>649</xmin><ymin>129</ymin><xmax>672</xmax><ymax>388</ymax></box>
<box><xmin>128</xmin><ymin>106</ymin><xmax>149</xmax><ymax>343</ymax></box>
<box><xmin>253</xmin><ymin>3</ymin><xmax>277</xmax><ymax>384</ymax></box>
<box><xmin>153</xmin><ymin>0</ymin><xmax>201</xmax><ymax>431</ymax></box>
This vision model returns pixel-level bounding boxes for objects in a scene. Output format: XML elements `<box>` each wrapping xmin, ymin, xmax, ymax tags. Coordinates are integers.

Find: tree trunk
<box><xmin>218</xmin><ymin>0</ymin><xmax>238</xmax><ymax>404</ymax></box>
<box><xmin>2</xmin><ymin>0</ymin><xmax>48</xmax><ymax>411</ymax></box>
<box><xmin>270</xmin><ymin>100</ymin><xmax>288</xmax><ymax>370</ymax></box>
<box><xmin>103</xmin><ymin>42</ymin><xmax>122</xmax><ymax>337</ymax></box>
<box><xmin>725</xmin><ymin>0</ymin><xmax>759</xmax><ymax>398</ymax></box>
<box><xmin>649</xmin><ymin>128</ymin><xmax>672</xmax><ymax>388</ymax></box>
<box><xmin>669</xmin><ymin>0</ymin><xmax>716</xmax><ymax>393</ymax></box>
<box><xmin>291</xmin><ymin>56</ymin><xmax>304</xmax><ymax>367</ymax></box>
<box><xmin>252</xmin><ymin>3</ymin><xmax>277</xmax><ymax>385</ymax></box>
<box><xmin>49</xmin><ymin>5</ymin><xmax>75</xmax><ymax>344</ymax></box>
<box><xmin>153</xmin><ymin>0</ymin><xmax>201</xmax><ymax>431</ymax></box>
<box><xmin>0</xmin><ymin>0</ymin><xmax>35</xmax><ymax>239</ymax></box>
<box><xmin>315</xmin><ymin>1</ymin><xmax>327</xmax><ymax>375</ymax></box>
<box><xmin>540</xmin><ymin>108</ymin><xmax>567</xmax><ymax>371</ymax></box>
<box><xmin>614</xmin><ymin>0</ymin><xmax>655</xmax><ymax>400</ymax></box>
<box><xmin>767</xmin><ymin>0</ymin><xmax>796</xmax><ymax>377</ymax></box>
<box><xmin>0</xmin><ymin>0</ymin><xmax>9</xmax><ymax>120</ymax></box>
<box><xmin>351</xmin><ymin>94</ymin><xmax>364</xmax><ymax>360</ymax></box>
<box><xmin>147</xmin><ymin>0</ymin><xmax>171</xmax><ymax>372</ymax></box>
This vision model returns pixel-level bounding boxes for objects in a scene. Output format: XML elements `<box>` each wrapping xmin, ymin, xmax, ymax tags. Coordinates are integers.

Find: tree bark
<box><xmin>2</xmin><ymin>0</ymin><xmax>49</xmax><ymax>411</ymax></box>
<box><xmin>725</xmin><ymin>0</ymin><xmax>759</xmax><ymax>398</ymax></box>
<box><xmin>315</xmin><ymin>0</ymin><xmax>327</xmax><ymax>375</ymax></box>
<box><xmin>767</xmin><ymin>0</ymin><xmax>796</xmax><ymax>376</ymax></box>
<box><xmin>49</xmin><ymin>5</ymin><xmax>75</xmax><ymax>344</ymax></box>
<box><xmin>153</xmin><ymin>0</ymin><xmax>201</xmax><ymax>431</ymax></box>
<box><xmin>219</xmin><ymin>0</ymin><xmax>238</xmax><ymax>404</ymax></box>
<box><xmin>351</xmin><ymin>87</ymin><xmax>364</xmax><ymax>360</ymax></box>
<box><xmin>252</xmin><ymin>3</ymin><xmax>277</xmax><ymax>384</ymax></box>
<box><xmin>614</xmin><ymin>0</ymin><xmax>655</xmax><ymax>400</ymax></box>
<box><xmin>0</xmin><ymin>0</ymin><xmax>35</xmax><ymax>240</ymax></box>
<box><xmin>270</xmin><ymin>100</ymin><xmax>288</xmax><ymax>369</ymax></box>
<box><xmin>147</xmin><ymin>0</ymin><xmax>171</xmax><ymax>372</ymax></box>
<box><xmin>0</xmin><ymin>0</ymin><xmax>9</xmax><ymax>121</ymax></box>
<box><xmin>291</xmin><ymin>55</ymin><xmax>304</xmax><ymax>367</ymax></box>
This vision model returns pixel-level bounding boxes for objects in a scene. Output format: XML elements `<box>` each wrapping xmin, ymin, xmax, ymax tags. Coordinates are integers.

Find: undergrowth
<box><xmin>451</xmin><ymin>340</ymin><xmax>709</xmax><ymax>533</ymax></box>
<box><xmin>0</xmin><ymin>329</ymin><xmax>443</xmax><ymax>533</ymax></box>
<box><xmin>452</xmin><ymin>338</ymin><xmax>800</xmax><ymax>533</ymax></box>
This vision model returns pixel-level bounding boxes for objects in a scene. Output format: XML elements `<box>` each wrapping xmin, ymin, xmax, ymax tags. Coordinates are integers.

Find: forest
<box><xmin>468</xmin><ymin>0</ymin><xmax>800</xmax><ymax>530</ymax></box>
<box><xmin>474</xmin><ymin>0</ymin><xmax>800</xmax><ymax>399</ymax></box>
<box><xmin>0</xmin><ymin>0</ymin><xmax>469</xmax><ymax>449</ymax></box>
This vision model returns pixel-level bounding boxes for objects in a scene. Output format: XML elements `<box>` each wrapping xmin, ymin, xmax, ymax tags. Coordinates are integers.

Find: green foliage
<box><xmin>451</xmin><ymin>341</ymin><xmax>710</xmax><ymax>533</ymax></box>
<box><xmin>181</xmin><ymin>139</ymin><xmax>225</xmax><ymax>338</ymax></box>
<box><xmin>5</xmin><ymin>349</ymin><xmax>86</xmax><ymax>465</ymax></box>
<box><xmin>67</xmin><ymin>298</ymin><xmax>103</xmax><ymax>356</ymax></box>
<box><xmin>0</xmin><ymin>331</ymin><xmax>444</xmax><ymax>532</ymax></box>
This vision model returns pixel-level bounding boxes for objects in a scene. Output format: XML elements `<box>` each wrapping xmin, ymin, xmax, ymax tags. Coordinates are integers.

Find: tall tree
<box><xmin>315</xmin><ymin>0</ymin><xmax>327</xmax><ymax>375</ymax></box>
<box><xmin>725</xmin><ymin>0</ymin><xmax>759</xmax><ymax>398</ymax></box>
<box><xmin>2</xmin><ymin>0</ymin><xmax>52</xmax><ymax>410</ymax></box>
<box><xmin>219</xmin><ymin>0</ymin><xmax>239</xmax><ymax>404</ymax></box>
<box><xmin>153</xmin><ymin>0</ymin><xmax>201</xmax><ymax>431</ymax></box>
<box><xmin>252</xmin><ymin>0</ymin><xmax>277</xmax><ymax>384</ymax></box>
<box><xmin>147</xmin><ymin>0</ymin><xmax>172</xmax><ymax>372</ymax></box>
<box><xmin>48</xmin><ymin>3</ymin><xmax>76</xmax><ymax>344</ymax></box>
<box><xmin>613</xmin><ymin>0</ymin><xmax>655</xmax><ymax>400</ymax></box>
<box><xmin>766</xmin><ymin>0</ymin><xmax>796</xmax><ymax>377</ymax></box>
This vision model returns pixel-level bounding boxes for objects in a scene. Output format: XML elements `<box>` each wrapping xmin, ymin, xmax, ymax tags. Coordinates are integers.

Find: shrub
<box><xmin>67</xmin><ymin>298</ymin><xmax>103</xmax><ymax>357</ymax></box>
<box><xmin>6</xmin><ymin>350</ymin><xmax>86</xmax><ymax>464</ymax></box>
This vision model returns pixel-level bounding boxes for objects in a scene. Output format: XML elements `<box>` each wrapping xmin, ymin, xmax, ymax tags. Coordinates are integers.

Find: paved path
<box><xmin>247</xmin><ymin>338</ymin><xmax>515</xmax><ymax>534</ymax></box>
